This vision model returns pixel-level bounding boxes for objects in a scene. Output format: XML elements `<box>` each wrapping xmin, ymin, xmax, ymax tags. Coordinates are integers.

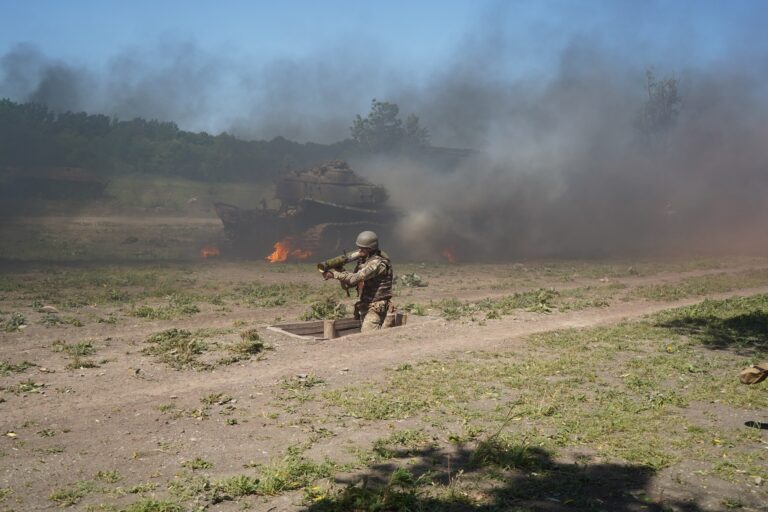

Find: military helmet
<box><xmin>355</xmin><ymin>230</ymin><xmax>379</xmax><ymax>250</ymax></box>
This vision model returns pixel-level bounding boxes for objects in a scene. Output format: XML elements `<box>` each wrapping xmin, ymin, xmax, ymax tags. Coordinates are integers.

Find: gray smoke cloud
<box><xmin>2</xmin><ymin>3</ymin><xmax>767</xmax><ymax>259</ymax></box>
<box><xmin>0</xmin><ymin>39</ymin><xmax>382</xmax><ymax>142</ymax></box>
<box><xmin>355</xmin><ymin>35</ymin><xmax>768</xmax><ymax>259</ymax></box>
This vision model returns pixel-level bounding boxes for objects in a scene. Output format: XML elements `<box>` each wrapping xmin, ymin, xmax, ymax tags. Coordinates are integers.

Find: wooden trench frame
<box><xmin>268</xmin><ymin>313</ymin><xmax>407</xmax><ymax>340</ymax></box>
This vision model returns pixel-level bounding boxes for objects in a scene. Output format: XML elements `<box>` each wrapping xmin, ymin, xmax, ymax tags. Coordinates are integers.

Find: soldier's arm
<box><xmin>332</xmin><ymin>259</ymin><xmax>385</xmax><ymax>286</ymax></box>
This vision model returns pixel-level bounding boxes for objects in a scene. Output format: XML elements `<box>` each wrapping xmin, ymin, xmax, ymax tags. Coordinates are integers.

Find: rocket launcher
<box><xmin>316</xmin><ymin>249</ymin><xmax>363</xmax><ymax>273</ymax></box>
<box><xmin>317</xmin><ymin>249</ymin><xmax>363</xmax><ymax>296</ymax></box>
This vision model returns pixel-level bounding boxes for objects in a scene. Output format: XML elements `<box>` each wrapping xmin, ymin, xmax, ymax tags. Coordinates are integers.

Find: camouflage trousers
<box><xmin>357</xmin><ymin>300</ymin><xmax>388</xmax><ymax>333</ymax></box>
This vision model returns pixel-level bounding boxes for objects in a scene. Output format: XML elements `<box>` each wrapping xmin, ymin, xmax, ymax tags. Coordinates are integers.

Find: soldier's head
<box><xmin>355</xmin><ymin>230</ymin><xmax>379</xmax><ymax>256</ymax></box>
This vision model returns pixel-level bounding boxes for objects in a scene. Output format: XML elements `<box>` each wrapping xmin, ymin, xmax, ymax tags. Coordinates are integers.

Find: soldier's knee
<box><xmin>361</xmin><ymin>314</ymin><xmax>383</xmax><ymax>333</ymax></box>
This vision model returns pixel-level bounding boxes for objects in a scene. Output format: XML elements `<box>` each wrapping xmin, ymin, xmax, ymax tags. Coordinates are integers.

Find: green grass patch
<box><xmin>168</xmin><ymin>446</ymin><xmax>332</xmax><ymax>506</ymax></box>
<box><xmin>434</xmin><ymin>285</ymin><xmax>619</xmax><ymax>320</ymax></box>
<box><xmin>630</xmin><ymin>269</ymin><xmax>768</xmax><ymax>302</ymax></box>
<box><xmin>121</xmin><ymin>499</ymin><xmax>183</xmax><ymax>512</ymax></box>
<box><xmin>232</xmin><ymin>328</ymin><xmax>264</xmax><ymax>354</ymax></box>
<box><xmin>229</xmin><ymin>280</ymin><xmax>333</xmax><ymax>307</ymax></box>
<box><xmin>279</xmin><ymin>375</ymin><xmax>326</xmax><ymax>403</ymax></box>
<box><xmin>323</xmin><ymin>293</ymin><xmax>768</xmax><ymax>486</ymax></box>
<box><xmin>372</xmin><ymin>429</ymin><xmax>433</xmax><ymax>458</ymax></box>
<box><xmin>142</xmin><ymin>329</ymin><xmax>208</xmax><ymax>370</ymax></box>
<box><xmin>131</xmin><ymin>294</ymin><xmax>200</xmax><ymax>320</ymax></box>
<box><xmin>8</xmin><ymin>379</ymin><xmax>45</xmax><ymax>394</ymax></box>
<box><xmin>0</xmin><ymin>360</ymin><xmax>35</xmax><ymax>375</ymax></box>
<box><xmin>402</xmin><ymin>303</ymin><xmax>426</xmax><ymax>316</ymax></box>
<box><xmin>2</xmin><ymin>312</ymin><xmax>26</xmax><ymax>332</ymax></box>
<box><xmin>126</xmin><ymin>482</ymin><xmax>159</xmax><ymax>494</ymax></box>
<box><xmin>40</xmin><ymin>313</ymin><xmax>84</xmax><ymax>327</ymax></box>
<box><xmin>106</xmin><ymin>173</ymin><xmax>273</xmax><ymax>211</ymax></box>
<box><xmin>95</xmin><ymin>470</ymin><xmax>122</xmax><ymax>483</ymax></box>
<box><xmin>0</xmin><ymin>487</ymin><xmax>12</xmax><ymax>502</ymax></box>
<box><xmin>655</xmin><ymin>294</ymin><xmax>768</xmax><ymax>352</ymax></box>
<box><xmin>1</xmin><ymin>267</ymin><xmax>195</xmax><ymax>306</ymax></box>
<box><xmin>300</xmin><ymin>296</ymin><xmax>347</xmax><ymax>320</ymax></box>
<box><xmin>254</xmin><ymin>446</ymin><xmax>335</xmax><ymax>496</ymax></box>
<box><xmin>49</xmin><ymin>480</ymin><xmax>94</xmax><ymax>507</ymax></box>
<box><xmin>181</xmin><ymin>457</ymin><xmax>213</xmax><ymax>470</ymax></box>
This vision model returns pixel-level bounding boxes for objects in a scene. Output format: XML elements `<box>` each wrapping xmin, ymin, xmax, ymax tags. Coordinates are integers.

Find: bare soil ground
<box><xmin>1</xmin><ymin>216</ymin><xmax>767</xmax><ymax>511</ymax></box>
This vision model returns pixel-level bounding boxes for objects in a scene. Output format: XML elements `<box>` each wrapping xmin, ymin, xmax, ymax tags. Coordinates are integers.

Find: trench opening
<box><xmin>268</xmin><ymin>313</ymin><xmax>407</xmax><ymax>340</ymax></box>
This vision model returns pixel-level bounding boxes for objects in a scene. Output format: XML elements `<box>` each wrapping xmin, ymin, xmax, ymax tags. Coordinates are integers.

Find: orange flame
<box><xmin>442</xmin><ymin>248</ymin><xmax>457</xmax><ymax>263</ymax></box>
<box><xmin>200</xmin><ymin>245</ymin><xmax>220</xmax><ymax>258</ymax></box>
<box><xmin>266</xmin><ymin>237</ymin><xmax>312</xmax><ymax>263</ymax></box>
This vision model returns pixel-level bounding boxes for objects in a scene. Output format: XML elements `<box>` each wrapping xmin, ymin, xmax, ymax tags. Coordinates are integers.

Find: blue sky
<box><xmin>1</xmin><ymin>0</ymin><xmax>765</xmax><ymax>142</ymax></box>
<box><xmin>2</xmin><ymin>1</ymin><xmax>760</xmax><ymax>67</ymax></box>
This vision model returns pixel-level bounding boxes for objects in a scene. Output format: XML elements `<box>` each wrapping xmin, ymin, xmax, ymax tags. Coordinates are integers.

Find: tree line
<box><xmin>0</xmin><ymin>99</ymin><xmax>431</xmax><ymax>183</ymax></box>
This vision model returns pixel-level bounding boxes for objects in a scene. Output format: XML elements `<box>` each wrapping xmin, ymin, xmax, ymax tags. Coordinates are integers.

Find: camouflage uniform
<box><xmin>331</xmin><ymin>252</ymin><xmax>393</xmax><ymax>332</ymax></box>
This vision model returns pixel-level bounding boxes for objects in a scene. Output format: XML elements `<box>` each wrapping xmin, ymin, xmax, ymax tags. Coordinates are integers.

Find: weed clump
<box><xmin>300</xmin><ymin>297</ymin><xmax>347</xmax><ymax>320</ymax></box>
<box><xmin>2</xmin><ymin>313</ymin><xmax>26</xmax><ymax>332</ymax></box>
<box><xmin>234</xmin><ymin>329</ymin><xmax>264</xmax><ymax>354</ymax></box>
<box><xmin>309</xmin><ymin>467</ymin><xmax>431</xmax><ymax>510</ymax></box>
<box><xmin>182</xmin><ymin>457</ymin><xmax>213</xmax><ymax>470</ymax></box>
<box><xmin>52</xmin><ymin>340</ymin><xmax>100</xmax><ymax>370</ymax></box>
<box><xmin>143</xmin><ymin>329</ymin><xmax>207</xmax><ymax>370</ymax></box>
<box><xmin>10</xmin><ymin>379</ymin><xmax>45</xmax><ymax>394</ymax></box>
<box><xmin>471</xmin><ymin>435</ymin><xmax>542</xmax><ymax>470</ymax></box>
<box><xmin>397</xmin><ymin>273</ymin><xmax>428</xmax><ymax>287</ymax></box>
<box><xmin>95</xmin><ymin>469</ymin><xmax>122</xmax><ymax>483</ymax></box>
<box><xmin>48</xmin><ymin>480</ymin><xmax>93</xmax><ymax>506</ymax></box>
<box><xmin>0</xmin><ymin>360</ymin><xmax>35</xmax><ymax>376</ymax></box>
<box><xmin>131</xmin><ymin>294</ymin><xmax>200</xmax><ymax>320</ymax></box>
<box><xmin>122</xmin><ymin>499</ymin><xmax>183</xmax><ymax>512</ymax></box>
<box><xmin>169</xmin><ymin>471</ymin><xmax>260</xmax><ymax>504</ymax></box>
<box><xmin>255</xmin><ymin>446</ymin><xmax>334</xmax><ymax>495</ymax></box>
<box><xmin>402</xmin><ymin>303</ymin><xmax>426</xmax><ymax>316</ymax></box>
<box><xmin>437</xmin><ymin>288</ymin><xmax>560</xmax><ymax>320</ymax></box>
<box><xmin>373</xmin><ymin>429</ymin><xmax>432</xmax><ymax>458</ymax></box>
<box><xmin>0</xmin><ymin>487</ymin><xmax>12</xmax><ymax>502</ymax></box>
<box><xmin>232</xmin><ymin>281</ymin><xmax>315</xmax><ymax>306</ymax></box>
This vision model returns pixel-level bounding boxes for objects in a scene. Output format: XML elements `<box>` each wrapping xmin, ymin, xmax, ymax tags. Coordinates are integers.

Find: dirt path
<box><xmin>45</xmin><ymin>284</ymin><xmax>768</xmax><ymax>412</ymax></box>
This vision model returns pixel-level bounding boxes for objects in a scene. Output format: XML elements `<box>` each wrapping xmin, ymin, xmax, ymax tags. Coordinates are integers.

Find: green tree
<box><xmin>351</xmin><ymin>99</ymin><xmax>429</xmax><ymax>152</ymax></box>
<box><xmin>636</xmin><ymin>69</ymin><xmax>682</xmax><ymax>148</ymax></box>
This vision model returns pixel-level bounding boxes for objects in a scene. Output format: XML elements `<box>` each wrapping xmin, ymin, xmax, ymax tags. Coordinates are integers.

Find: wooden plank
<box><xmin>274</xmin><ymin>320</ymin><xmax>324</xmax><ymax>331</ymax></box>
<box><xmin>333</xmin><ymin>318</ymin><xmax>361</xmax><ymax>330</ymax></box>
<box><xmin>266</xmin><ymin>326</ymin><xmax>320</xmax><ymax>340</ymax></box>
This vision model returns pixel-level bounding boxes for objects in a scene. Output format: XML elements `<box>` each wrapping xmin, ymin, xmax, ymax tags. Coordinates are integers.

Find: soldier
<box><xmin>323</xmin><ymin>230</ymin><xmax>394</xmax><ymax>332</ymax></box>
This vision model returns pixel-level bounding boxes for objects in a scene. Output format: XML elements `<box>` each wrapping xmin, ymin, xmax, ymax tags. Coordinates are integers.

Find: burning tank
<box><xmin>214</xmin><ymin>160</ymin><xmax>397</xmax><ymax>261</ymax></box>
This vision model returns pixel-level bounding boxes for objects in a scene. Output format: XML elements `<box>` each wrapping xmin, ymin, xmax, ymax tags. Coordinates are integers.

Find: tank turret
<box><xmin>214</xmin><ymin>161</ymin><xmax>397</xmax><ymax>259</ymax></box>
<box><xmin>275</xmin><ymin>160</ymin><xmax>388</xmax><ymax>208</ymax></box>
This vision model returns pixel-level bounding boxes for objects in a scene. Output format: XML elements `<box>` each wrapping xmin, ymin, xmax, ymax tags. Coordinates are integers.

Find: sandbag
<box><xmin>739</xmin><ymin>362</ymin><xmax>768</xmax><ymax>385</ymax></box>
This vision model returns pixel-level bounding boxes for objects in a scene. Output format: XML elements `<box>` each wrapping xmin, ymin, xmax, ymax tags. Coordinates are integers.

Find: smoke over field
<box><xmin>357</xmin><ymin>36</ymin><xmax>768</xmax><ymax>259</ymax></box>
<box><xmin>1</xmin><ymin>3</ymin><xmax>767</xmax><ymax>261</ymax></box>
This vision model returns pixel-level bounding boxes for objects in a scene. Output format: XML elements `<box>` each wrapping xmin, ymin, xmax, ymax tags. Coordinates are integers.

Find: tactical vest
<box><xmin>356</xmin><ymin>253</ymin><xmax>393</xmax><ymax>303</ymax></box>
